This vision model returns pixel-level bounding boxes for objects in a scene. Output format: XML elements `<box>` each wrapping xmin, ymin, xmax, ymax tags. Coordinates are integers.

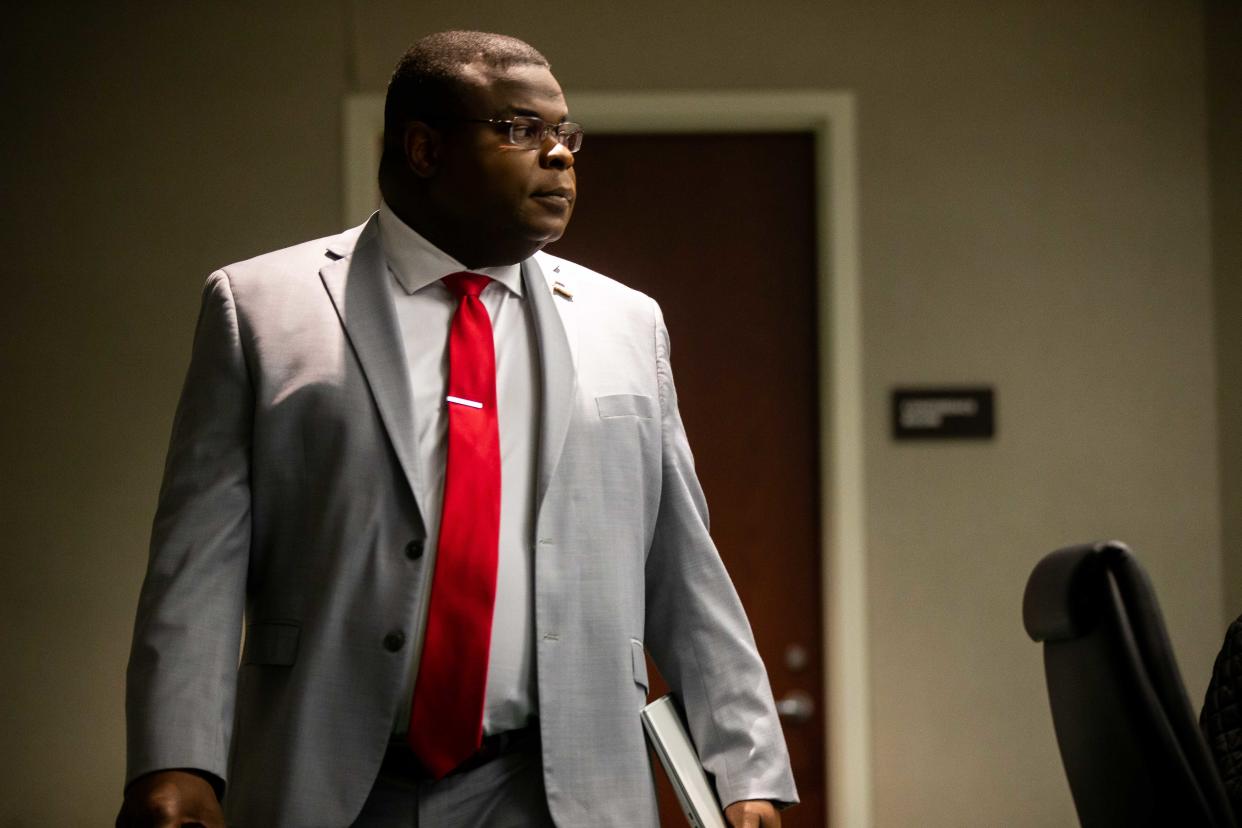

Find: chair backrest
<box><xmin>1023</xmin><ymin>540</ymin><xmax>1236</xmax><ymax>827</ymax></box>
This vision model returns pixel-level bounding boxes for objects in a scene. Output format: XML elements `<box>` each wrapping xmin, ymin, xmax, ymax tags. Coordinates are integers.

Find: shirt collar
<box><xmin>377</xmin><ymin>200</ymin><xmax>523</xmax><ymax>297</ymax></box>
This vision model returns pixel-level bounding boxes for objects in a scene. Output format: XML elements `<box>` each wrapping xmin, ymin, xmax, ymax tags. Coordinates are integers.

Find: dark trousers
<box><xmin>351</xmin><ymin>729</ymin><xmax>555</xmax><ymax>827</ymax></box>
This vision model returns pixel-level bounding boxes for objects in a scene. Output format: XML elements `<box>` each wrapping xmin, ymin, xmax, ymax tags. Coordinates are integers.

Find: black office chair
<box><xmin>1023</xmin><ymin>540</ymin><xmax>1237</xmax><ymax>827</ymax></box>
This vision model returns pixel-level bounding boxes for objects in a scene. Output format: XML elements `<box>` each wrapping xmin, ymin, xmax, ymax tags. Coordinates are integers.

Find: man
<box><xmin>118</xmin><ymin>31</ymin><xmax>797</xmax><ymax>827</ymax></box>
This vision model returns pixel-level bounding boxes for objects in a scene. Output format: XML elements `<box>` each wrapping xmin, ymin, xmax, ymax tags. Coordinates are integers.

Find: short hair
<box><xmin>379</xmin><ymin>31</ymin><xmax>550</xmax><ymax>186</ymax></box>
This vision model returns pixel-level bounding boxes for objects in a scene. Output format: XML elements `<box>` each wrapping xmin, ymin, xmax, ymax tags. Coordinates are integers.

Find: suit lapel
<box><xmin>320</xmin><ymin>215</ymin><xmax>425</xmax><ymax>524</ymax></box>
<box><xmin>523</xmin><ymin>255</ymin><xmax>578</xmax><ymax>517</ymax></box>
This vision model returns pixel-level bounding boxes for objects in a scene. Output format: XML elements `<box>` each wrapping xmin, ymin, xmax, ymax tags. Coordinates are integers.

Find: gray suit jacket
<box><xmin>125</xmin><ymin>215</ymin><xmax>797</xmax><ymax>827</ymax></box>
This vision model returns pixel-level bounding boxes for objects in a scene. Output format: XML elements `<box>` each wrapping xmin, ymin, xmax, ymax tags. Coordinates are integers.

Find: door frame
<box><xmin>343</xmin><ymin>90</ymin><xmax>871</xmax><ymax>828</ymax></box>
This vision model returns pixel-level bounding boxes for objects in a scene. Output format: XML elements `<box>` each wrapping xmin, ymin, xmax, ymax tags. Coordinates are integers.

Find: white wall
<box><xmin>1</xmin><ymin>2</ymin><xmax>1231</xmax><ymax>825</ymax></box>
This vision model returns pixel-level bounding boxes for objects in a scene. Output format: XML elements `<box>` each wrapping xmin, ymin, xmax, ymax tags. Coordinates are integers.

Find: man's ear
<box><xmin>404</xmin><ymin>122</ymin><xmax>441</xmax><ymax>178</ymax></box>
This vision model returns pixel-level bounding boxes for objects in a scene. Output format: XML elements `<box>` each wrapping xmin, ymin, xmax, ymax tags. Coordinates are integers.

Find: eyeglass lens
<box><xmin>511</xmin><ymin>117</ymin><xmax>583</xmax><ymax>153</ymax></box>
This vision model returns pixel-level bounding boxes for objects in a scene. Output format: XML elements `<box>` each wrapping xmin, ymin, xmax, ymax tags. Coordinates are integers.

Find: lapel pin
<box><xmin>553</xmin><ymin>281</ymin><xmax>574</xmax><ymax>300</ymax></box>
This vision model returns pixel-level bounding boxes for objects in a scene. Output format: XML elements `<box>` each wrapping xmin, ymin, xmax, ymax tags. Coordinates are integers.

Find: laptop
<box><xmin>641</xmin><ymin>695</ymin><xmax>728</xmax><ymax>828</ymax></box>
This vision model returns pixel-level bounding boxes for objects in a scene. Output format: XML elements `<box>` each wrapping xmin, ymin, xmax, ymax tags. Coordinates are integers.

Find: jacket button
<box><xmin>383</xmin><ymin>630</ymin><xmax>406</xmax><ymax>652</ymax></box>
<box><xmin>405</xmin><ymin>538</ymin><xmax>425</xmax><ymax>560</ymax></box>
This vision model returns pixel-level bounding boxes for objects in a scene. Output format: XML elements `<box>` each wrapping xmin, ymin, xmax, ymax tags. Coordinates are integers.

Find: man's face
<box><xmin>429</xmin><ymin>63</ymin><xmax>577</xmax><ymax>266</ymax></box>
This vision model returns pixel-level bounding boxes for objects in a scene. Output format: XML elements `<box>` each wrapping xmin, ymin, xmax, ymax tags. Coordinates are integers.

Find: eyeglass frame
<box><xmin>454</xmin><ymin>116</ymin><xmax>584</xmax><ymax>153</ymax></box>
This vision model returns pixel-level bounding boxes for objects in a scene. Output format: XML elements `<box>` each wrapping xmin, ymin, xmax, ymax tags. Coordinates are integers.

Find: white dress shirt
<box><xmin>378</xmin><ymin>202</ymin><xmax>539</xmax><ymax>737</ymax></box>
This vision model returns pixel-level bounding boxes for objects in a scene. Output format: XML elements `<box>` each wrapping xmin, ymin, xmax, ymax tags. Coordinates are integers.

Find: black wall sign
<box><xmin>892</xmin><ymin>387</ymin><xmax>995</xmax><ymax>440</ymax></box>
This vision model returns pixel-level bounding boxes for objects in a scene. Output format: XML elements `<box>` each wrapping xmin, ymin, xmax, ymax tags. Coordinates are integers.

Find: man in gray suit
<box><xmin>118</xmin><ymin>31</ymin><xmax>796</xmax><ymax>827</ymax></box>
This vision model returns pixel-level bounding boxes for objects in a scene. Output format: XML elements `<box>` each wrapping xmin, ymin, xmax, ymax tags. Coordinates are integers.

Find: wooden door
<box><xmin>547</xmin><ymin>132</ymin><xmax>826</xmax><ymax>826</ymax></box>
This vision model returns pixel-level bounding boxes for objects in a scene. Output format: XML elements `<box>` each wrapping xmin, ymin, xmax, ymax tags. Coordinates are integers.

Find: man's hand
<box><xmin>724</xmin><ymin>799</ymin><xmax>781</xmax><ymax>827</ymax></box>
<box><xmin>115</xmin><ymin>770</ymin><xmax>225</xmax><ymax>828</ymax></box>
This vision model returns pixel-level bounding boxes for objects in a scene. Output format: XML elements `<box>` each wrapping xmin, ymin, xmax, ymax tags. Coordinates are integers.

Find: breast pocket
<box><xmin>596</xmin><ymin>393</ymin><xmax>655</xmax><ymax>420</ymax></box>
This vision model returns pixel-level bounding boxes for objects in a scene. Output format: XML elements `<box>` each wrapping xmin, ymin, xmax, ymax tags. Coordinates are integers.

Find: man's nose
<box><xmin>541</xmin><ymin>136</ymin><xmax>574</xmax><ymax>170</ymax></box>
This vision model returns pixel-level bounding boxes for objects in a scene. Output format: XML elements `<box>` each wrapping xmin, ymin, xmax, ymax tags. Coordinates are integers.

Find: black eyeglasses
<box><xmin>459</xmin><ymin>116</ymin><xmax>584</xmax><ymax>153</ymax></box>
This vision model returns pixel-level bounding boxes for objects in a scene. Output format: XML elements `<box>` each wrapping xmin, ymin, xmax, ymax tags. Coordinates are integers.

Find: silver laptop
<box><xmin>641</xmin><ymin>695</ymin><xmax>728</xmax><ymax>828</ymax></box>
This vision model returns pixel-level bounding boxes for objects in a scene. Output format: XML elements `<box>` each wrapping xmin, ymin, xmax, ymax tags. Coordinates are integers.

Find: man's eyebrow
<box><xmin>509</xmin><ymin>106</ymin><xmax>569</xmax><ymax>123</ymax></box>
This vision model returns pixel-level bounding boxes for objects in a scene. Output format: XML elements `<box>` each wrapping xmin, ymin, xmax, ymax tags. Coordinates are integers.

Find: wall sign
<box><xmin>892</xmin><ymin>387</ymin><xmax>995</xmax><ymax>440</ymax></box>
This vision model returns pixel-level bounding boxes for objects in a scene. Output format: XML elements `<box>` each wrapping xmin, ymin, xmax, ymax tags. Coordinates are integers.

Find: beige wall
<box><xmin>1</xmin><ymin>1</ymin><xmax>1233</xmax><ymax>825</ymax></box>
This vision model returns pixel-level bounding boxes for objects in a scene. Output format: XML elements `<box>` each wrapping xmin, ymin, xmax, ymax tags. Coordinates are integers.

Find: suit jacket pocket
<box><xmin>631</xmin><ymin>637</ymin><xmax>649</xmax><ymax>692</ymax></box>
<box><xmin>597</xmin><ymin>393</ymin><xmax>655</xmax><ymax>420</ymax></box>
<box><xmin>241</xmin><ymin>620</ymin><xmax>300</xmax><ymax>666</ymax></box>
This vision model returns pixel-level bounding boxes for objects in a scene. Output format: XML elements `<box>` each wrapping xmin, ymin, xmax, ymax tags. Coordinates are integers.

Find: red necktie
<box><xmin>407</xmin><ymin>272</ymin><xmax>501</xmax><ymax>778</ymax></box>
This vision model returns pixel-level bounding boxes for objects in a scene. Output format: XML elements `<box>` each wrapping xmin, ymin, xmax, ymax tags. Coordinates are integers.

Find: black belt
<box><xmin>384</xmin><ymin>726</ymin><xmax>539</xmax><ymax>779</ymax></box>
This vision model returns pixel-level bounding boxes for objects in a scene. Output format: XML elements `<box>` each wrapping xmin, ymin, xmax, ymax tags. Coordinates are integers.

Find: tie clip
<box><xmin>553</xmin><ymin>281</ymin><xmax>573</xmax><ymax>300</ymax></box>
<box><xmin>446</xmin><ymin>395</ymin><xmax>483</xmax><ymax>409</ymax></box>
